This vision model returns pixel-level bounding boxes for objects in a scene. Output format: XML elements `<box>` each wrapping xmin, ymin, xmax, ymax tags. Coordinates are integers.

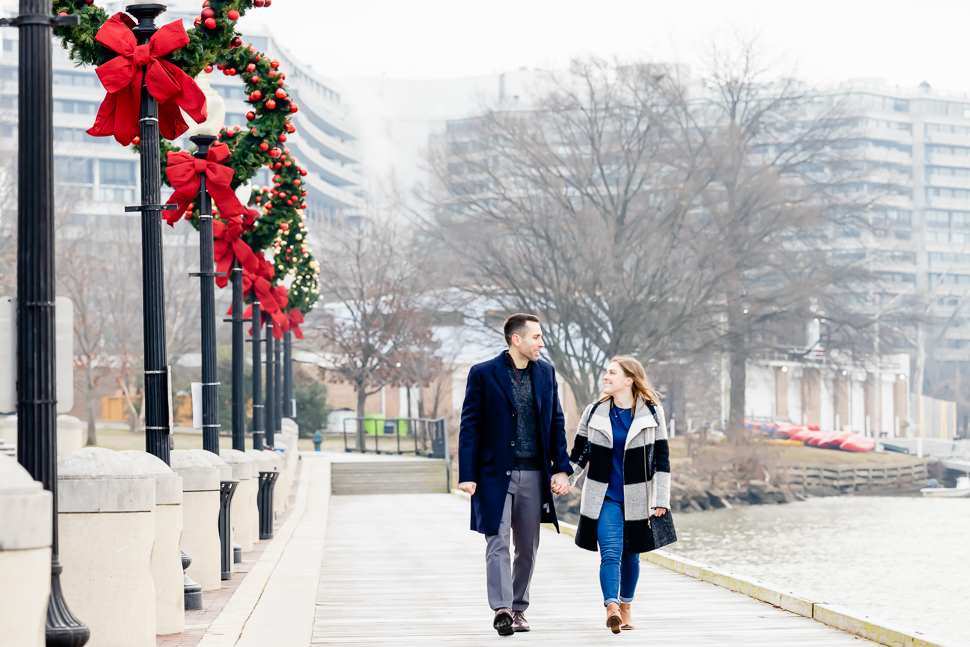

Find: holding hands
<box><xmin>551</xmin><ymin>472</ymin><xmax>570</xmax><ymax>496</ymax></box>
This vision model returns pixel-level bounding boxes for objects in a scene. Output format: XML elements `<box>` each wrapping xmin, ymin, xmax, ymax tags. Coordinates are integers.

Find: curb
<box><xmin>451</xmin><ymin>491</ymin><xmax>963</xmax><ymax>647</ymax></box>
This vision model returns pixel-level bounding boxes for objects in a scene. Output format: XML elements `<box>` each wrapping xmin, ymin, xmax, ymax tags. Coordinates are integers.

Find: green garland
<box><xmin>51</xmin><ymin>0</ymin><xmax>320</xmax><ymax>315</ymax></box>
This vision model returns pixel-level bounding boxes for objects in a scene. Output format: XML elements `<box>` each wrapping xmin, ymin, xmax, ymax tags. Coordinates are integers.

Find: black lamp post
<box><xmin>126</xmin><ymin>3</ymin><xmax>175</xmax><ymax>464</ymax></box>
<box><xmin>230</xmin><ymin>259</ymin><xmax>245</xmax><ymax>451</ymax></box>
<box><xmin>283</xmin><ymin>330</ymin><xmax>294</xmax><ymax>419</ymax></box>
<box><xmin>188</xmin><ymin>134</ymin><xmax>220</xmax><ymax>455</ymax></box>
<box><xmin>5</xmin><ymin>1</ymin><xmax>90</xmax><ymax>644</ymax></box>
<box><xmin>264</xmin><ymin>319</ymin><xmax>275</xmax><ymax>449</ymax></box>
<box><xmin>274</xmin><ymin>335</ymin><xmax>283</xmax><ymax>435</ymax></box>
<box><xmin>250</xmin><ymin>300</ymin><xmax>265</xmax><ymax>450</ymax></box>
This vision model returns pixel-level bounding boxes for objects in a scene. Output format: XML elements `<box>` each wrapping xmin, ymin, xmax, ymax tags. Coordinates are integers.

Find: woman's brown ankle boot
<box><xmin>606</xmin><ymin>603</ymin><xmax>621</xmax><ymax>634</ymax></box>
<box><xmin>619</xmin><ymin>602</ymin><xmax>635</xmax><ymax>630</ymax></box>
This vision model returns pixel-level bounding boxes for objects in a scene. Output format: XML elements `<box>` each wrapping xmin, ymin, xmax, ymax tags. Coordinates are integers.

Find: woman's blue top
<box><xmin>606</xmin><ymin>404</ymin><xmax>632</xmax><ymax>502</ymax></box>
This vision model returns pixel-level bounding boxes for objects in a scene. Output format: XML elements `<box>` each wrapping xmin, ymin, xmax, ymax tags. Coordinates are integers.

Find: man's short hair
<box><xmin>503</xmin><ymin>313</ymin><xmax>540</xmax><ymax>346</ymax></box>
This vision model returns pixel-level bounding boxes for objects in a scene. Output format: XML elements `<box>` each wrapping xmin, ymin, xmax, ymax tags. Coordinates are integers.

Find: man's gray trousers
<box><xmin>485</xmin><ymin>469</ymin><xmax>544</xmax><ymax>611</ymax></box>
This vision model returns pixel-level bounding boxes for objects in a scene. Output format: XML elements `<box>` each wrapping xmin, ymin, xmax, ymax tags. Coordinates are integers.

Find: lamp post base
<box><xmin>46</xmin><ymin>561</ymin><xmax>90</xmax><ymax>647</ymax></box>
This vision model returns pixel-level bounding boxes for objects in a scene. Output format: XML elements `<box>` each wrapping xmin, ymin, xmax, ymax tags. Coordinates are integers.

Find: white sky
<box><xmin>238</xmin><ymin>0</ymin><xmax>970</xmax><ymax>92</ymax></box>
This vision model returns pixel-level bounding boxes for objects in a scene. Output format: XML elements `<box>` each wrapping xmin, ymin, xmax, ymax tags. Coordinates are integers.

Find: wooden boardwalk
<box><xmin>313</xmin><ymin>493</ymin><xmax>875</xmax><ymax>646</ymax></box>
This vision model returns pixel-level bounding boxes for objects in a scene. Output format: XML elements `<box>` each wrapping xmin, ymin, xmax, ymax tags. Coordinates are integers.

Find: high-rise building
<box><xmin>0</xmin><ymin>1</ymin><xmax>363</xmax><ymax>233</ymax></box>
<box><xmin>838</xmin><ymin>79</ymin><xmax>970</xmax><ymax>376</ymax></box>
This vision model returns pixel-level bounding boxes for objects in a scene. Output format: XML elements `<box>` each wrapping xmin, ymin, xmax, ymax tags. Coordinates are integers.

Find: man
<box><xmin>458</xmin><ymin>313</ymin><xmax>572</xmax><ymax>637</ymax></box>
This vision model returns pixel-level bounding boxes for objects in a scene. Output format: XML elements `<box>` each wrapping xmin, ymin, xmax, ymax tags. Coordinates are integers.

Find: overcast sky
<box><xmin>238</xmin><ymin>0</ymin><xmax>970</xmax><ymax>92</ymax></box>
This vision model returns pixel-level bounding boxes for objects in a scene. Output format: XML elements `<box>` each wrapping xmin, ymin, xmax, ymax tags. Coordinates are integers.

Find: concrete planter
<box><xmin>0</xmin><ymin>453</ymin><xmax>52</xmax><ymax>647</ymax></box>
<box><xmin>120</xmin><ymin>451</ymin><xmax>184</xmax><ymax>635</ymax></box>
<box><xmin>56</xmin><ymin>415</ymin><xmax>85</xmax><ymax>457</ymax></box>
<box><xmin>170</xmin><ymin>450</ymin><xmax>221</xmax><ymax>592</ymax></box>
<box><xmin>219</xmin><ymin>449</ymin><xmax>257</xmax><ymax>553</ymax></box>
<box><xmin>58</xmin><ymin>447</ymin><xmax>156</xmax><ymax>647</ymax></box>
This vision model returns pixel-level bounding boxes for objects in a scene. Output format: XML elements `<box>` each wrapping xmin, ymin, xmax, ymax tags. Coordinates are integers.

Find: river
<box><xmin>666</xmin><ymin>496</ymin><xmax>970</xmax><ymax>645</ymax></box>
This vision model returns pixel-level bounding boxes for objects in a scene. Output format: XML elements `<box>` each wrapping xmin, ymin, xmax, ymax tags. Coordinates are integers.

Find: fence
<box><xmin>341</xmin><ymin>417</ymin><xmax>449</xmax><ymax>459</ymax></box>
<box><xmin>785</xmin><ymin>459</ymin><xmax>929</xmax><ymax>493</ymax></box>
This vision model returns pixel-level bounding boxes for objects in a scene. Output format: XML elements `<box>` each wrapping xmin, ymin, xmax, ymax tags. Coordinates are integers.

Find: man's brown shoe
<box><xmin>512</xmin><ymin>610</ymin><xmax>530</xmax><ymax>632</ymax></box>
<box><xmin>493</xmin><ymin>608</ymin><xmax>514</xmax><ymax>636</ymax></box>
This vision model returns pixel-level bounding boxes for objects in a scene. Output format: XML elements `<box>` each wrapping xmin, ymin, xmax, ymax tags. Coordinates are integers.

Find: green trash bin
<box><xmin>363</xmin><ymin>414</ymin><xmax>385</xmax><ymax>435</ymax></box>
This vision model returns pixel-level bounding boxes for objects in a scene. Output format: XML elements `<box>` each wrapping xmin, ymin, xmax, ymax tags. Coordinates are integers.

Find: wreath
<box><xmin>51</xmin><ymin>0</ymin><xmax>320</xmax><ymax>324</ymax></box>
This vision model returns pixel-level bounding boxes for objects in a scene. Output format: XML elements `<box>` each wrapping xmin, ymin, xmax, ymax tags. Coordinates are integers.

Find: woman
<box><xmin>568</xmin><ymin>355</ymin><xmax>671</xmax><ymax>634</ymax></box>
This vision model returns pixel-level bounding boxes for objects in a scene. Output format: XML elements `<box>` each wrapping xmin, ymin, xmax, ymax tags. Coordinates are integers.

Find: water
<box><xmin>668</xmin><ymin>497</ymin><xmax>970</xmax><ymax>645</ymax></box>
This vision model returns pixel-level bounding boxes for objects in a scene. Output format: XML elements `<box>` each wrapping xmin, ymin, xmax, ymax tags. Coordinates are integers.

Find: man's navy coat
<box><xmin>458</xmin><ymin>352</ymin><xmax>573</xmax><ymax>535</ymax></box>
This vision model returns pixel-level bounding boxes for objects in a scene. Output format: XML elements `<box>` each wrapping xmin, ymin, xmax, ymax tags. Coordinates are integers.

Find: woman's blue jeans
<box><xmin>597</xmin><ymin>497</ymin><xmax>639</xmax><ymax>606</ymax></box>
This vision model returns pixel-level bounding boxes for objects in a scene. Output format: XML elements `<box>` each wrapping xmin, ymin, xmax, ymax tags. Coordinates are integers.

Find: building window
<box><xmin>52</xmin><ymin>71</ymin><xmax>97</xmax><ymax>87</ymax></box>
<box><xmin>53</xmin><ymin>99</ymin><xmax>99</xmax><ymax>115</ymax></box>
<box><xmin>54</xmin><ymin>157</ymin><xmax>93</xmax><ymax>184</ymax></box>
<box><xmin>927</xmin><ymin>230</ymin><xmax>951</xmax><ymax>242</ymax></box>
<box><xmin>100</xmin><ymin>160</ymin><xmax>135</xmax><ymax>185</ymax></box>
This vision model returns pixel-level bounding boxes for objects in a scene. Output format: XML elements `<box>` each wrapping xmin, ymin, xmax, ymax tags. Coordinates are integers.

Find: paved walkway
<box><xmin>182</xmin><ymin>453</ymin><xmax>882</xmax><ymax>646</ymax></box>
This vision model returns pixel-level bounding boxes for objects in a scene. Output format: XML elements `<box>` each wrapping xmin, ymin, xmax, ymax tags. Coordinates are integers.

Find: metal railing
<box><xmin>342</xmin><ymin>417</ymin><xmax>449</xmax><ymax>459</ymax></box>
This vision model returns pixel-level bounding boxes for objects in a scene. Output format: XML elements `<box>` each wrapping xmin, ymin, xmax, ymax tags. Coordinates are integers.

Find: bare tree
<box><xmin>670</xmin><ymin>40</ymin><xmax>877</xmax><ymax>439</ymax></box>
<box><xmin>427</xmin><ymin>59</ymin><xmax>717</xmax><ymax>405</ymax></box>
<box><xmin>311</xmin><ymin>216</ymin><xmax>439</xmax><ymax>447</ymax></box>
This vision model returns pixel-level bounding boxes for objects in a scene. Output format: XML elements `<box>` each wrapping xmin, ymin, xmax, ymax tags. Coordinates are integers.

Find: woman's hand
<box><xmin>651</xmin><ymin>507</ymin><xmax>668</xmax><ymax>516</ymax></box>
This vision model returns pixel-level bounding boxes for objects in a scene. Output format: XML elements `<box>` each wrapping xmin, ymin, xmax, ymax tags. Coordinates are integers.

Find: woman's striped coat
<box><xmin>568</xmin><ymin>397</ymin><xmax>671</xmax><ymax>553</ymax></box>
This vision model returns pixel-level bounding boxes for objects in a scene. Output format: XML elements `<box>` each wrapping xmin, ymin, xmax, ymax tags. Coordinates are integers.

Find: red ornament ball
<box><xmin>299</xmin><ymin>169</ymin><xmax>307</xmax><ymax>177</ymax></box>
<box><xmin>294</xmin><ymin>180</ymin><xmax>301</xmax><ymax>186</ymax></box>
<box><xmin>271</xmin><ymin>59</ymin><xmax>280</xmax><ymax>69</ymax></box>
<box><xmin>205</xmin><ymin>64</ymin><xmax>213</xmax><ymax>73</ymax></box>
<box><xmin>284</xmin><ymin>147</ymin><xmax>290</xmax><ymax>154</ymax></box>
<box><xmin>203</xmin><ymin>0</ymin><xmax>209</xmax><ymax>6</ymax></box>
<box><xmin>193</xmin><ymin>16</ymin><xmax>202</xmax><ymax>26</ymax></box>
<box><xmin>254</xmin><ymin>0</ymin><xmax>264</xmax><ymax>5</ymax></box>
<box><xmin>290</xmin><ymin>104</ymin><xmax>299</xmax><ymax>114</ymax></box>
<box><xmin>251</xmin><ymin>75</ymin><xmax>259</xmax><ymax>83</ymax></box>
<box><xmin>280</xmin><ymin>223</ymin><xmax>290</xmax><ymax>231</ymax></box>
<box><xmin>275</xmin><ymin>88</ymin><xmax>286</xmax><ymax>99</ymax></box>
<box><xmin>246</xmin><ymin>111</ymin><xmax>255</xmax><ymax>120</ymax></box>
<box><xmin>204</xmin><ymin>17</ymin><xmax>216</xmax><ymax>29</ymax></box>
<box><xmin>255</xmin><ymin>196</ymin><xmax>262</xmax><ymax>203</ymax></box>
<box><xmin>264</xmin><ymin>0</ymin><xmax>272</xmax><ymax>6</ymax></box>
<box><xmin>268</xmin><ymin>69</ymin><xmax>277</xmax><ymax>77</ymax></box>
<box><xmin>228</xmin><ymin>68</ymin><xmax>237</xmax><ymax>76</ymax></box>
<box><xmin>275</xmin><ymin>162</ymin><xmax>282</xmax><ymax>169</ymax></box>
<box><xmin>265</xmin><ymin>99</ymin><xmax>277</xmax><ymax>110</ymax></box>
<box><xmin>250</xmin><ymin>90</ymin><xmax>262</xmax><ymax>101</ymax></box>
<box><xmin>201</xmin><ymin>7</ymin><xmax>214</xmax><ymax>19</ymax></box>
<box><xmin>285</xmin><ymin>123</ymin><xmax>296</xmax><ymax>134</ymax></box>
<box><xmin>217</xmin><ymin>63</ymin><xmax>225</xmax><ymax>70</ymax></box>
<box><xmin>301</xmin><ymin>202</ymin><xmax>307</xmax><ymax>209</ymax></box>
<box><xmin>246</xmin><ymin>63</ymin><xmax>256</xmax><ymax>72</ymax></box>
<box><xmin>284</xmin><ymin>161</ymin><xmax>292</xmax><ymax>167</ymax></box>
<box><xmin>259</xmin><ymin>142</ymin><xmax>269</xmax><ymax>151</ymax></box>
<box><xmin>227</xmin><ymin>9</ymin><xmax>239</xmax><ymax>20</ymax></box>
<box><xmin>251</xmin><ymin>127</ymin><xmax>257</xmax><ymax>134</ymax></box>
<box><xmin>277</xmin><ymin>79</ymin><xmax>284</xmax><ymax>87</ymax></box>
<box><xmin>132</xmin><ymin>136</ymin><xmax>140</xmax><ymax>145</ymax></box>
<box><xmin>85</xmin><ymin>0</ymin><xmax>93</xmax><ymax>4</ymax></box>
<box><xmin>279</xmin><ymin>134</ymin><xmax>287</xmax><ymax>142</ymax></box>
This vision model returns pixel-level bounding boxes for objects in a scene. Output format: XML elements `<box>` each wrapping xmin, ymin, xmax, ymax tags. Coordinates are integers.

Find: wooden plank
<box><xmin>312</xmin><ymin>494</ymin><xmax>883</xmax><ymax>646</ymax></box>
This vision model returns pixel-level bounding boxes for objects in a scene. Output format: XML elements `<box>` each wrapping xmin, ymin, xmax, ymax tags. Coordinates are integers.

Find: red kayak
<box><xmin>839</xmin><ymin>434</ymin><xmax>876</xmax><ymax>452</ymax></box>
<box><xmin>818</xmin><ymin>431</ymin><xmax>853</xmax><ymax>449</ymax></box>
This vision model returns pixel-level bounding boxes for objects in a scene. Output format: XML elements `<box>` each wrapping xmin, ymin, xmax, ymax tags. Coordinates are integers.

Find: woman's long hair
<box><xmin>598</xmin><ymin>355</ymin><xmax>661</xmax><ymax>410</ymax></box>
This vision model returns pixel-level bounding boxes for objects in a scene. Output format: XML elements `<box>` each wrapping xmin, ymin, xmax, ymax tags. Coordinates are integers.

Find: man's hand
<box><xmin>550</xmin><ymin>472</ymin><xmax>570</xmax><ymax>496</ymax></box>
<box><xmin>651</xmin><ymin>507</ymin><xmax>668</xmax><ymax>516</ymax></box>
<box><xmin>458</xmin><ymin>481</ymin><xmax>477</xmax><ymax>496</ymax></box>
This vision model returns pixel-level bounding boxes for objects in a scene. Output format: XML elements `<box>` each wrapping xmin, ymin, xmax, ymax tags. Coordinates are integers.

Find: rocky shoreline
<box><xmin>554</xmin><ymin>460</ymin><xmax>934</xmax><ymax>523</ymax></box>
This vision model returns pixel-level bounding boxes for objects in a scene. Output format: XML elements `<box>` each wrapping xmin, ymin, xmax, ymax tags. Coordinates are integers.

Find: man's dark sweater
<box><xmin>505</xmin><ymin>352</ymin><xmax>543</xmax><ymax>471</ymax></box>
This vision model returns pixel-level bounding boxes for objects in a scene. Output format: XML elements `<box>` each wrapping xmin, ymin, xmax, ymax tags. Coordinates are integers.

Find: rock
<box><xmin>746</xmin><ymin>480</ymin><xmax>781</xmax><ymax>505</ymax></box>
<box><xmin>706</xmin><ymin>489</ymin><xmax>729</xmax><ymax>508</ymax></box>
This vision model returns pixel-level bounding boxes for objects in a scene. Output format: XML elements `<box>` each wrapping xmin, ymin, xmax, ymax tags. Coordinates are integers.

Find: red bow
<box><xmin>87</xmin><ymin>13</ymin><xmax>207</xmax><ymax>145</ymax></box>
<box><xmin>213</xmin><ymin>219</ymin><xmax>266</xmax><ymax>289</ymax></box>
<box><xmin>242</xmin><ymin>281</ymin><xmax>287</xmax><ymax>338</ymax></box>
<box><xmin>287</xmin><ymin>310</ymin><xmax>306</xmax><ymax>339</ymax></box>
<box><xmin>165</xmin><ymin>143</ymin><xmax>258</xmax><ymax>225</ymax></box>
